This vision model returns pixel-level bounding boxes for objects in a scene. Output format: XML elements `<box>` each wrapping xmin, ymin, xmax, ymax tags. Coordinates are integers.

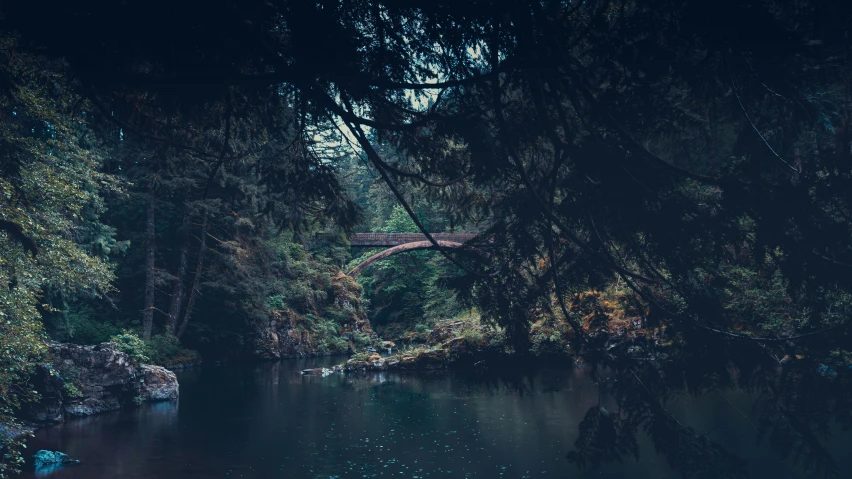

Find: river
<box><xmin>20</xmin><ymin>356</ymin><xmax>852</xmax><ymax>478</ymax></box>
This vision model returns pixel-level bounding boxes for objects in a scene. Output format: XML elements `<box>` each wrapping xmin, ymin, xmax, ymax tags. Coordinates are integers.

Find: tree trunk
<box><xmin>166</xmin><ymin>210</ymin><xmax>190</xmax><ymax>335</ymax></box>
<box><xmin>177</xmin><ymin>209</ymin><xmax>208</xmax><ymax>339</ymax></box>
<box><xmin>142</xmin><ymin>192</ymin><xmax>156</xmax><ymax>340</ymax></box>
<box><xmin>176</xmin><ymin>92</ymin><xmax>230</xmax><ymax>339</ymax></box>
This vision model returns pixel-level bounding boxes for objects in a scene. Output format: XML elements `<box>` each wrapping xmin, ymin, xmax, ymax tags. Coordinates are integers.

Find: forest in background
<box><xmin>2</xmin><ymin>1</ymin><xmax>852</xmax><ymax>476</ymax></box>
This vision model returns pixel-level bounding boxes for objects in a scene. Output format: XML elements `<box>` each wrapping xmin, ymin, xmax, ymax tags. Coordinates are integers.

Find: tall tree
<box><xmin>0</xmin><ymin>34</ymin><xmax>116</xmax><ymax>475</ymax></box>
<box><xmin>142</xmin><ymin>188</ymin><xmax>157</xmax><ymax>339</ymax></box>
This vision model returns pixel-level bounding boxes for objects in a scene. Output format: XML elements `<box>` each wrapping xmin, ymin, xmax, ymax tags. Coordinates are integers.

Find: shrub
<box><xmin>351</xmin><ymin>331</ymin><xmax>373</xmax><ymax>348</ymax></box>
<box><xmin>414</xmin><ymin>323</ymin><xmax>430</xmax><ymax>333</ymax></box>
<box><xmin>350</xmin><ymin>351</ymin><xmax>371</xmax><ymax>362</ymax></box>
<box><xmin>530</xmin><ymin>328</ymin><xmax>570</xmax><ymax>356</ymax></box>
<box><xmin>44</xmin><ymin>302</ymin><xmax>123</xmax><ymax>345</ymax></box>
<box><xmin>306</xmin><ymin>314</ymin><xmax>351</xmax><ymax>354</ymax></box>
<box><xmin>461</xmin><ymin>328</ymin><xmax>485</xmax><ymax>345</ymax></box>
<box><xmin>320</xmin><ymin>335</ymin><xmax>349</xmax><ymax>354</ymax></box>
<box><xmin>109</xmin><ymin>330</ymin><xmax>149</xmax><ymax>363</ymax></box>
<box><xmin>62</xmin><ymin>381</ymin><xmax>84</xmax><ymax>399</ymax></box>
<box><xmin>265</xmin><ymin>295</ymin><xmax>286</xmax><ymax>310</ymax></box>
<box><xmin>67</xmin><ymin>315</ymin><xmax>122</xmax><ymax>345</ymax></box>
<box><xmin>144</xmin><ymin>334</ymin><xmax>182</xmax><ymax>365</ymax></box>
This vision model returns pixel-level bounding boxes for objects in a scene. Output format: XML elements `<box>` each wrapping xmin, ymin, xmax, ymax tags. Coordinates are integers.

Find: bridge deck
<box><xmin>349</xmin><ymin>233</ymin><xmax>476</xmax><ymax>247</ymax></box>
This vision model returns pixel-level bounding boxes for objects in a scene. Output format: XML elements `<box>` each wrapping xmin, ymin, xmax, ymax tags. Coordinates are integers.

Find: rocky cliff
<box><xmin>253</xmin><ymin>272</ymin><xmax>377</xmax><ymax>359</ymax></box>
<box><xmin>21</xmin><ymin>342</ymin><xmax>178</xmax><ymax>424</ymax></box>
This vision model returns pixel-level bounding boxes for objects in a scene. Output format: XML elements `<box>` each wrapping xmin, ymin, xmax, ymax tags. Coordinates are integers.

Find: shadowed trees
<box><xmin>3</xmin><ymin>1</ymin><xmax>852</xmax><ymax>477</ymax></box>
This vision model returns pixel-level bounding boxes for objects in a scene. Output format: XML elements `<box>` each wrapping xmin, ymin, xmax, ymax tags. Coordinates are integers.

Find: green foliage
<box><xmin>349</xmin><ymin>206</ymin><xmax>468</xmax><ymax>341</ymax></box>
<box><xmin>48</xmin><ymin>302</ymin><xmax>122</xmax><ymax>345</ymax></box>
<box><xmin>267</xmin><ymin>235</ymin><xmax>336</xmax><ymax>316</ymax></box>
<box><xmin>383</xmin><ymin>205</ymin><xmax>418</xmax><ymax>233</ymax></box>
<box><xmin>349</xmin><ymin>331</ymin><xmax>374</xmax><ymax>350</ymax></box>
<box><xmin>302</xmin><ymin>314</ymin><xmax>348</xmax><ymax>354</ymax></box>
<box><xmin>828</xmin><ymin>349</ymin><xmax>852</xmax><ymax>370</ymax></box>
<box><xmin>143</xmin><ymin>334</ymin><xmax>182</xmax><ymax>366</ymax></box>
<box><xmin>0</xmin><ymin>33</ymin><xmax>116</xmax><ymax>476</ymax></box>
<box><xmin>109</xmin><ymin>330</ymin><xmax>149</xmax><ymax>364</ymax></box>
<box><xmin>720</xmin><ymin>263</ymin><xmax>802</xmax><ymax>334</ymax></box>
<box><xmin>349</xmin><ymin>351</ymin><xmax>372</xmax><ymax>362</ymax></box>
<box><xmin>265</xmin><ymin>295</ymin><xmax>286</xmax><ymax>311</ymax></box>
<box><xmin>530</xmin><ymin>323</ymin><xmax>572</xmax><ymax>357</ymax></box>
<box><xmin>61</xmin><ymin>382</ymin><xmax>84</xmax><ymax>399</ymax></box>
<box><xmin>194</xmin><ymin>229</ymin><xmax>370</xmax><ymax>358</ymax></box>
<box><xmin>4</xmin><ymin>4</ymin><xmax>852</xmax><ymax>477</ymax></box>
<box><xmin>309</xmin><ymin>231</ymin><xmax>352</xmax><ymax>269</ymax></box>
<box><xmin>108</xmin><ymin>332</ymin><xmax>198</xmax><ymax>366</ymax></box>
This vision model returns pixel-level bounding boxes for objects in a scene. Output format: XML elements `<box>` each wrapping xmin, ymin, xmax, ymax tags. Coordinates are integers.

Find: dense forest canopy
<box><xmin>2</xmin><ymin>0</ymin><xmax>852</xmax><ymax>477</ymax></box>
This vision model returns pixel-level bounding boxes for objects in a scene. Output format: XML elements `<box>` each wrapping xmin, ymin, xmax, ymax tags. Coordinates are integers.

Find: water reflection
<box><xmin>20</xmin><ymin>356</ymin><xmax>852</xmax><ymax>479</ymax></box>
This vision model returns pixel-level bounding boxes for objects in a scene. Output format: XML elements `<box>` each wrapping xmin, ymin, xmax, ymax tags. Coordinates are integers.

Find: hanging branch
<box><xmin>724</xmin><ymin>55</ymin><xmax>800</xmax><ymax>173</ymax></box>
<box><xmin>545</xmin><ymin>225</ymin><xmax>589</xmax><ymax>345</ymax></box>
<box><xmin>342</xmin><ymin>118</ymin><xmax>497</xmax><ymax>278</ymax></box>
<box><xmin>488</xmin><ymin>47</ymin><xmax>657</xmax><ymax>283</ymax></box>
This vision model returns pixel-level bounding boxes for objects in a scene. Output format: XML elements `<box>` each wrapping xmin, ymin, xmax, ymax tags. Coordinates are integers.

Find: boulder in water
<box><xmin>139</xmin><ymin>365</ymin><xmax>179</xmax><ymax>401</ymax></box>
<box><xmin>33</xmin><ymin>450</ymin><xmax>80</xmax><ymax>470</ymax></box>
<box><xmin>301</xmin><ymin>366</ymin><xmax>343</xmax><ymax>376</ymax></box>
<box><xmin>21</xmin><ymin>342</ymin><xmax>180</xmax><ymax>424</ymax></box>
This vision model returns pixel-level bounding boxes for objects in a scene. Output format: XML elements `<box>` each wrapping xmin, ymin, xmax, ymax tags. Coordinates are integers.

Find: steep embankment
<box><xmin>253</xmin><ymin>272</ymin><xmax>378</xmax><ymax>359</ymax></box>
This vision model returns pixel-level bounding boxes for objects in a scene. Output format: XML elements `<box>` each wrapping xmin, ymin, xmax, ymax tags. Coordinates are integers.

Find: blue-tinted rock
<box><xmin>33</xmin><ymin>450</ymin><xmax>80</xmax><ymax>469</ymax></box>
<box><xmin>817</xmin><ymin>364</ymin><xmax>838</xmax><ymax>378</ymax></box>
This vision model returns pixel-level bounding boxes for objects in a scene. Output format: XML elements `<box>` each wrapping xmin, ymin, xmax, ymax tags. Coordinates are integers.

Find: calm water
<box><xmin>21</xmin><ymin>357</ymin><xmax>852</xmax><ymax>479</ymax></box>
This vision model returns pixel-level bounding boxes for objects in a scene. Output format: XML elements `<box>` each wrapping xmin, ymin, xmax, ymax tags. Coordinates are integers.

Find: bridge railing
<box><xmin>315</xmin><ymin>232</ymin><xmax>477</xmax><ymax>246</ymax></box>
<box><xmin>350</xmin><ymin>233</ymin><xmax>476</xmax><ymax>246</ymax></box>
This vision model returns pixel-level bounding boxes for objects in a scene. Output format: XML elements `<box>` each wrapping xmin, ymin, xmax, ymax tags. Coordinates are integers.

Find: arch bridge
<box><xmin>349</xmin><ymin>233</ymin><xmax>476</xmax><ymax>247</ymax></box>
<box><xmin>341</xmin><ymin>233</ymin><xmax>478</xmax><ymax>276</ymax></box>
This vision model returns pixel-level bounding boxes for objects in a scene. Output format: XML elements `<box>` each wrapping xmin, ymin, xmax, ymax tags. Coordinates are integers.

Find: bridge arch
<box><xmin>347</xmin><ymin>233</ymin><xmax>476</xmax><ymax>247</ymax></box>
<box><xmin>347</xmin><ymin>240</ymin><xmax>465</xmax><ymax>276</ymax></box>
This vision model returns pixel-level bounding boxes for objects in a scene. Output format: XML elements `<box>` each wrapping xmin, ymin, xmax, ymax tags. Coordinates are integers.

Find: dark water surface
<box><xmin>21</xmin><ymin>357</ymin><xmax>852</xmax><ymax>479</ymax></box>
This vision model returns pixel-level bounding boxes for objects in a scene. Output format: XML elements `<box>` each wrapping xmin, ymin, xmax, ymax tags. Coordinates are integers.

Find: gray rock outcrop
<box><xmin>21</xmin><ymin>342</ymin><xmax>179</xmax><ymax>424</ymax></box>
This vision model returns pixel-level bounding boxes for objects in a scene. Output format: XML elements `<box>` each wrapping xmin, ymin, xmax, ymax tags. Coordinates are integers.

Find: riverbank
<box><xmin>342</xmin><ymin>309</ymin><xmax>636</xmax><ymax>373</ymax></box>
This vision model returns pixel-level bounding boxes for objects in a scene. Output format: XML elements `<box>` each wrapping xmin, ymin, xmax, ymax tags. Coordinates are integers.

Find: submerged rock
<box><xmin>301</xmin><ymin>366</ymin><xmax>344</xmax><ymax>376</ymax></box>
<box><xmin>33</xmin><ymin>450</ymin><xmax>80</xmax><ymax>469</ymax></box>
<box><xmin>22</xmin><ymin>342</ymin><xmax>179</xmax><ymax>424</ymax></box>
